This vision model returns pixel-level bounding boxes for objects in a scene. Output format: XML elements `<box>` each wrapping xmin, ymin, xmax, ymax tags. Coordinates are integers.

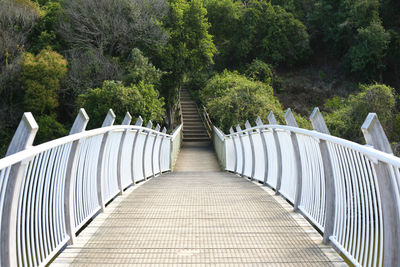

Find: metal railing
<box><xmin>213</xmin><ymin>107</ymin><xmax>400</xmax><ymax>267</ymax></box>
<box><xmin>0</xmin><ymin>108</ymin><xmax>182</xmax><ymax>267</ymax></box>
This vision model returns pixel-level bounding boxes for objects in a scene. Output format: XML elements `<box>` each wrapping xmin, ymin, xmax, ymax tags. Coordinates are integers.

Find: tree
<box><xmin>200</xmin><ymin>71</ymin><xmax>284</xmax><ymax>132</ymax></box>
<box><xmin>21</xmin><ymin>48</ymin><xmax>67</xmax><ymax>115</ymax></box>
<box><xmin>157</xmin><ymin>0</ymin><xmax>216</xmax><ymax>127</ymax></box>
<box><xmin>78</xmin><ymin>81</ymin><xmax>165</xmax><ymax>128</ymax></box>
<box><xmin>58</xmin><ymin>0</ymin><xmax>168</xmax><ymax>57</ymax></box>
<box><xmin>345</xmin><ymin>20</ymin><xmax>390</xmax><ymax>81</ymax></box>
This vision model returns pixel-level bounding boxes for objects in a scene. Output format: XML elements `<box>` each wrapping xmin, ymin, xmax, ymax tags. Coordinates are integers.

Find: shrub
<box><xmin>325</xmin><ymin>83</ymin><xmax>396</xmax><ymax>143</ymax></box>
<box><xmin>79</xmin><ymin>80</ymin><xmax>165</xmax><ymax>128</ymax></box>
<box><xmin>201</xmin><ymin>71</ymin><xmax>284</xmax><ymax>132</ymax></box>
<box><xmin>245</xmin><ymin>59</ymin><xmax>273</xmax><ymax>84</ymax></box>
<box><xmin>35</xmin><ymin>114</ymin><xmax>68</xmax><ymax>145</ymax></box>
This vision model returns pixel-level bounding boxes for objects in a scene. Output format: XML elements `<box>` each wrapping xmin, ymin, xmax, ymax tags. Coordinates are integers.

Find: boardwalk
<box><xmin>52</xmin><ymin>142</ymin><xmax>344</xmax><ymax>266</ymax></box>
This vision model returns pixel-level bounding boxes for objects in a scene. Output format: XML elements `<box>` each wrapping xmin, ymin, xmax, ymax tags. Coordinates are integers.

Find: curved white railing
<box><xmin>0</xmin><ymin>108</ymin><xmax>182</xmax><ymax>267</ymax></box>
<box><xmin>214</xmin><ymin>108</ymin><xmax>400</xmax><ymax>267</ymax></box>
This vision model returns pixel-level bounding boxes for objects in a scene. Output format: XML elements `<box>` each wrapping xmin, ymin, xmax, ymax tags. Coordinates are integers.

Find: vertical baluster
<box><xmin>64</xmin><ymin>108</ymin><xmax>89</xmax><ymax>245</ymax></box>
<box><xmin>361</xmin><ymin>113</ymin><xmax>400</xmax><ymax>266</ymax></box>
<box><xmin>142</xmin><ymin>120</ymin><xmax>153</xmax><ymax>180</ymax></box>
<box><xmin>158</xmin><ymin>128</ymin><xmax>167</xmax><ymax>175</ymax></box>
<box><xmin>151</xmin><ymin>124</ymin><xmax>161</xmax><ymax>177</ymax></box>
<box><xmin>131</xmin><ymin>116</ymin><xmax>143</xmax><ymax>184</ymax></box>
<box><xmin>310</xmin><ymin>107</ymin><xmax>335</xmax><ymax>244</ymax></box>
<box><xmin>256</xmin><ymin>117</ymin><xmax>269</xmax><ymax>185</ymax></box>
<box><xmin>236</xmin><ymin>125</ymin><xmax>245</xmax><ymax>176</ymax></box>
<box><xmin>268</xmin><ymin>111</ymin><xmax>283</xmax><ymax>191</ymax></box>
<box><xmin>117</xmin><ymin>112</ymin><xmax>132</xmax><ymax>194</ymax></box>
<box><xmin>1</xmin><ymin>113</ymin><xmax>38</xmax><ymax>267</ymax></box>
<box><xmin>245</xmin><ymin>121</ymin><xmax>256</xmax><ymax>180</ymax></box>
<box><xmin>229</xmin><ymin>127</ymin><xmax>238</xmax><ymax>174</ymax></box>
<box><xmin>97</xmin><ymin>109</ymin><xmax>116</xmax><ymax>212</ymax></box>
<box><xmin>284</xmin><ymin>109</ymin><xmax>303</xmax><ymax>210</ymax></box>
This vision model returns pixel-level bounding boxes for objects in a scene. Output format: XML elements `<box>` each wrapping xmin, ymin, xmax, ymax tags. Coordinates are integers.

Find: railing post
<box><xmin>97</xmin><ymin>109</ymin><xmax>116</xmax><ymax>212</ymax></box>
<box><xmin>64</xmin><ymin>108</ymin><xmax>89</xmax><ymax>245</ymax></box>
<box><xmin>284</xmin><ymin>109</ymin><xmax>302</xmax><ymax>210</ymax></box>
<box><xmin>310</xmin><ymin>107</ymin><xmax>335</xmax><ymax>244</ymax></box>
<box><xmin>1</xmin><ymin>113</ymin><xmax>38</xmax><ymax>267</ymax></box>
<box><xmin>117</xmin><ymin>112</ymin><xmax>132</xmax><ymax>194</ymax></box>
<box><xmin>158</xmin><ymin>127</ymin><xmax>167</xmax><ymax>175</ymax></box>
<box><xmin>268</xmin><ymin>111</ymin><xmax>283</xmax><ymax>191</ymax></box>
<box><xmin>245</xmin><ymin>120</ymin><xmax>256</xmax><ymax>179</ymax></box>
<box><xmin>142</xmin><ymin>120</ymin><xmax>153</xmax><ymax>180</ymax></box>
<box><xmin>310</xmin><ymin>107</ymin><xmax>330</xmax><ymax>135</ymax></box>
<box><xmin>256</xmin><ymin>117</ymin><xmax>269</xmax><ymax>185</ymax></box>
<box><xmin>131</xmin><ymin>116</ymin><xmax>143</xmax><ymax>184</ymax></box>
<box><xmin>229</xmin><ymin>127</ymin><xmax>238</xmax><ymax>173</ymax></box>
<box><xmin>361</xmin><ymin>113</ymin><xmax>400</xmax><ymax>266</ymax></box>
<box><xmin>151</xmin><ymin>124</ymin><xmax>161</xmax><ymax>177</ymax></box>
<box><xmin>236</xmin><ymin>124</ymin><xmax>246</xmax><ymax>176</ymax></box>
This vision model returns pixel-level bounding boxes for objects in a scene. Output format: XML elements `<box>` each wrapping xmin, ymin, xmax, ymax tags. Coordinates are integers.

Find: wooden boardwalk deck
<box><xmin>52</xmin><ymin>142</ymin><xmax>345</xmax><ymax>266</ymax></box>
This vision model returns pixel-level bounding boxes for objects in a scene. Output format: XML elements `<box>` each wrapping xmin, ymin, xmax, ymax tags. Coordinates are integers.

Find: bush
<box><xmin>200</xmin><ymin>71</ymin><xmax>284</xmax><ymax>132</ymax></box>
<box><xmin>245</xmin><ymin>59</ymin><xmax>273</xmax><ymax>84</ymax></box>
<box><xmin>325</xmin><ymin>83</ymin><xmax>396</xmax><ymax>143</ymax></box>
<box><xmin>21</xmin><ymin>48</ymin><xmax>67</xmax><ymax>115</ymax></box>
<box><xmin>79</xmin><ymin>80</ymin><xmax>165</xmax><ymax>128</ymax></box>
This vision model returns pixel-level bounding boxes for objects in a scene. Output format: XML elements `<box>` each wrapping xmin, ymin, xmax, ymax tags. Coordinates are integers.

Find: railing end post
<box><xmin>284</xmin><ymin>108</ymin><xmax>298</xmax><ymax>128</ymax></box>
<box><xmin>6</xmin><ymin>112</ymin><xmax>39</xmax><ymax>156</ymax></box>
<box><xmin>102</xmin><ymin>109</ymin><xmax>116</xmax><ymax>127</ymax></box>
<box><xmin>310</xmin><ymin>107</ymin><xmax>330</xmax><ymax>135</ymax></box>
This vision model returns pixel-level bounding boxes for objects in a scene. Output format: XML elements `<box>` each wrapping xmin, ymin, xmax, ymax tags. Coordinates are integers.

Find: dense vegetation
<box><xmin>1</xmin><ymin>0</ymin><xmax>400</xmax><ymax>155</ymax></box>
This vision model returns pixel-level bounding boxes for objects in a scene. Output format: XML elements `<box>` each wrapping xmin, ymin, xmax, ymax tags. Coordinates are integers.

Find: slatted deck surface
<box><xmin>52</xmin><ymin>142</ymin><xmax>345</xmax><ymax>266</ymax></box>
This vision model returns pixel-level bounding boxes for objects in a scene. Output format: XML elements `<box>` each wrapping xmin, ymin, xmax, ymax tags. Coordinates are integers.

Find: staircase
<box><xmin>180</xmin><ymin>89</ymin><xmax>210</xmax><ymax>142</ymax></box>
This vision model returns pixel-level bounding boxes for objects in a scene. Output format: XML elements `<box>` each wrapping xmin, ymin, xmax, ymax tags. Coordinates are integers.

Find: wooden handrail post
<box><xmin>65</xmin><ymin>108</ymin><xmax>89</xmax><ymax>245</ymax></box>
<box><xmin>1</xmin><ymin>113</ymin><xmax>38</xmax><ymax>266</ymax></box>
<box><xmin>97</xmin><ymin>109</ymin><xmax>115</xmax><ymax>212</ymax></box>
<box><xmin>361</xmin><ymin>113</ymin><xmax>400</xmax><ymax>266</ymax></box>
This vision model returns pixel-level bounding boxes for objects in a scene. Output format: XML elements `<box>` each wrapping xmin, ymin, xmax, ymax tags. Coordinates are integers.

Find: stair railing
<box><xmin>0</xmin><ymin>108</ymin><xmax>182</xmax><ymax>267</ymax></box>
<box><xmin>214</xmin><ymin>107</ymin><xmax>400</xmax><ymax>267</ymax></box>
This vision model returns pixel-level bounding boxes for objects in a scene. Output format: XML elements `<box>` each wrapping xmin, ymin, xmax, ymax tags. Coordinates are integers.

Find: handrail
<box><xmin>200</xmin><ymin>105</ymin><xmax>213</xmax><ymax>138</ymax></box>
<box><xmin>215</xmin><ymin>109</ymin><xmax>400</xmax><ymax>267</ymax></box>
<box><xmin>0</xmin><ymin>109</ymin><xmax>183</xmax><ymax>267</ymax></box>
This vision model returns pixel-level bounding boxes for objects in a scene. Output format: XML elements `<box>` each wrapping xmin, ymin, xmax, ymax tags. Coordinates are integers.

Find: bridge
<box><xmin>0</xmin><ymin>92</ymin><xmax>399</xmax><ymax>266</ymax></box>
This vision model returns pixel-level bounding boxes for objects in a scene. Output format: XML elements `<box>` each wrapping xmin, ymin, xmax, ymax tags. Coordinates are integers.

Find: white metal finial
<box><xmin>267</xmin><ymin>111</ymin><xmax>278</xmax><ymax>125</ymax></box>
<box><xmin>361</xmin><ymin>113</ymin><xmax>392</xmax><ymax>154</ymax></box>
<box><xmin>122</xmin><ymin>112</ymin><xmax>132</xmax><ymax>125</ymax></box>
<box><xmin>284</xmin><ymin>108</ymin><xmax>298</xmax><ymax>127</ymax></box>
<box><xmin>146</xmin><ymin>120</ymin><xmax>153</xmax><ymax>129</ymax></box>
<box><xmin>136</xmin><ymin>116</ymin><xmax>143</xmax><ymax>126</ymax></box>
<box><xmin>102</xmin><ymin>109</ymin><xmax>116</xmax><ymax>127</ymax></box>
<box><xmin>6</xmin><ymin>112</ymin><xmax>39</xmax><ymax>156</ymax></box>
<box><xmin>256</xmin><ymin>116</ymin><xmax>263</xmax><ymax>126</ymax></box>
<box><xmin>70</xmin><ymin>108</ymin><xmax>89</xmax><ymax>135</ymax></box>
<box><xmin>310</xmin><ymin>107</ymin><xmax>330</xmax><ymax>134</ymax></box>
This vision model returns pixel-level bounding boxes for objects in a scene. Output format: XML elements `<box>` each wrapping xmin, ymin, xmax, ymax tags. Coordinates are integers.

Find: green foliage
<box><xmin>158</xmin><ymin>0</ymin><xmax>216</xmax><ymax>126</ymax></box>
<box><xmin>79</xmin><ymin>81</ymin><xmax>165</xmax><ymax>128</ymax></box>
<box><xmin>21</xmin><ymin>48</ymin><xmax>67</xmax><ymax>115</ymax></box>
<box><xmin>345</xmin><ymin>20</ymin><xmax>390</xmax><ymax>80</ymax></box>
<box><xmin>200</xmin><ymin>71</ymin><xmax>284</xmax><ymax>132</ymax></box>
<box><xmin>123</xmin><ymin>48</ymin><xmax>163</xmax><ymax>87</ymax></box>
<box><xmin>35</xmin><ymin>114</ymin><xmax>67</xmax><ymax>144</ymax></box>
<box><xmin>245</xmin><ymin>59</ymin><xmax>273</xmax><ymax>84</ymax></box>
<box><xmin>29</xmin><ymin>1</ymin><xmax>63</xmax><ymax>53</ymax></box>
<box><xmin>325</xmin><ymin>83</ymin><xmax>396</xmax><ymax>143</ymax></box>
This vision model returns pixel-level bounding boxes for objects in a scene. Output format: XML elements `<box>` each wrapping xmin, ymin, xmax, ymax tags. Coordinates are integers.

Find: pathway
<box><xmin>52</xmin><ymin>142</ymin><xmax>345</xmax><ymax>266</ymax></box>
